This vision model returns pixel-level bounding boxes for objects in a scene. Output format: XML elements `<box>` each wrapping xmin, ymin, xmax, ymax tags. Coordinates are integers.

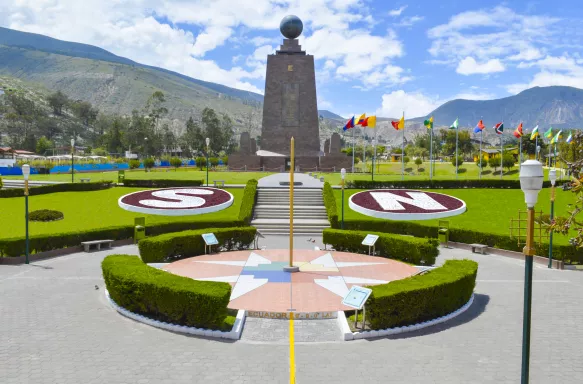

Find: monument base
<box><xmin>283</xmin><ymin>266</ymin><xmax>300</xmax><ymax>273</ymax></box>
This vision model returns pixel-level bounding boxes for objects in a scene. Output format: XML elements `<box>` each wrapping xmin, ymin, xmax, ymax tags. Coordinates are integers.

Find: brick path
<box><xmin>1</xmin><ymin>243</ymin><xmax>582</xmax><ymax>383</ymax></box>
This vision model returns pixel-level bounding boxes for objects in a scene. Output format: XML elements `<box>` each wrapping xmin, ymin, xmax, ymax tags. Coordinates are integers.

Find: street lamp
<box><xmin>22</xmin><ymin>164</ymin><xmax>30</xmax><ymax>265</ymax></box>
<box><xmin>206</xmin><ymin>137</ymin><xmax>210</xmax><ymax>186</ymax></box>
<box><xmin>519</xmin><ymin>159</ymin><xmax>544</xmax><ymax>384</ymax></box>
<box><xmin>341</xmin><ymin>168</ymin><xmax>346</xmax><ymax>229</ymax></box>
<box><xmin>70</xmin><ymin>138</ymin><xmax>75</xmax><ymax>183</ymax></box>
<box><xmin>548</xmin><ymin>168</ymin><xmax>557</xmax><ymax>269</ymax></box>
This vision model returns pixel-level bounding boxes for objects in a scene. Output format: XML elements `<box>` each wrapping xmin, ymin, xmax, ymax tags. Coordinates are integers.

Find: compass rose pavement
<box><xmin>163</xmin><ymin>250</ymin><xmax>418</xmax><ymax>313</ymax></box>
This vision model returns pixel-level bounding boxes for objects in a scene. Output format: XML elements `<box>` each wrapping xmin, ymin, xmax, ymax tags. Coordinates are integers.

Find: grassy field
<box><xmin>335</xmin><ymin>187</ymin><xmax>575</xmax><ymax>246</ymax></box>
<box><xmin>0</xmin><ymin>187</ymin><xmax>243</xmax><ymax>239</ymax></box>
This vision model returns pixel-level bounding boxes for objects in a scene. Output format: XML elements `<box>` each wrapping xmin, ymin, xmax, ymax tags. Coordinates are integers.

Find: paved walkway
<box><xmin>1</xmin><ymin>243</ymin><xmax>583</xmax><ymax>383</ymax></box>
<box><xmin>257</xmin><ymin>172</ymin><xmax>323</xmax><ymax>188</ymax></box>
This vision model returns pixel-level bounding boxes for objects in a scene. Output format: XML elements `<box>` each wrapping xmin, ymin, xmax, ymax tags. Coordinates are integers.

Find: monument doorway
<box><xmin>285</xmin><ymin>158</ymin><xmax>291</xmax><ymax>171</ymax></box>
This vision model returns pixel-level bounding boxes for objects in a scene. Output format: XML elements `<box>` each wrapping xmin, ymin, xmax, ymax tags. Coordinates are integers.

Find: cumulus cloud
<box><xmin>376</xmin><ymin>90</ymin><xmax>441</xmax><ymax>119</ymax></box>
<box><xmin>505</xmin><ymin>55</ymin><xmax>583</xmax><ymax>94</ymax></box>
<box><xmin>456</xmin><ymin>57</ymin><xmax>505</xmax><ymax>75</ymax></box>
<box><xmin>389</xmin><ymin>6</ymin><xmax>407</xmax><ymax>17</ymax></box>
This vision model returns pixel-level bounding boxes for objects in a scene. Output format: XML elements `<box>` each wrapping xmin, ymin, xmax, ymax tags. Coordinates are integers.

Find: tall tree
<box><xmin>47</xmin><ymin>91</ymin><xmax>70</xmax><ymax>116</ymax></box>
<box><xmin>70</xmin><ymin>101</ymin><xmax>98</xmax><ymax>126</ymax></box>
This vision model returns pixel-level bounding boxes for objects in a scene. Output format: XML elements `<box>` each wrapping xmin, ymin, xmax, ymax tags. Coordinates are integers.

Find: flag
<box><xmin>530</xmin><ymin>125</ymin><xmax>539</xmax><ymax>140</ymax></box>
<box><xmin>356</xmin><ymin>113</ymin><xmax>366</xmax><ymax>126</ymax></box>
<box><xmin>449</xmin><ymin>118</ymin><xmax>459</xmax><ymax>129</ymax></box>
<box><xmin>424</xmin><ymin>116</ymin><xmax>434</xmax><ymax>129</ymax></box>
<box><xmin>473</xmin><ymin>119</ymin><xmax>485</xmax><ymax>133</ymax></box>
<box><xmin>513</xmin><ymin>122</ymin><xmax>524</xmax><ymax>138</ymax></box>
<box><xmin>362</xmin><ymin>116</ymin><xmax>376</xmax><ymax>128</ymax></box>
<box><xmin>566</xmin><ymin>131</ymin><xmax>573</xmax><ymax>144</ymax></box>
<box><xmin>343</xmin><ymin>116</ymin><xmax>355</xmax><ymax>131</ymax></box>
<box><xmin>544</xmin><ymin>127</ymin><xmax>553</xmax><ymax>139</ymax></box>
<box><xmin>494</xmin><ymin>122</ymin><xmax>504</xmax><ymax>134</ymax></box>
<box><xmin>550</xmin><ymin>130</ymin><xmax>562</xmax><ymax>144</ymax></box>
<box><xmin>391</xmin><ymin>114</ymin><xmax>405</xmax><ymax>130</ymax></box>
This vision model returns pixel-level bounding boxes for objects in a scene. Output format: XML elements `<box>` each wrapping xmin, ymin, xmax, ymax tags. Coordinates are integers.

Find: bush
<box><xmin>476</xmin><ymin>156</ymin><xmax>487</xmax><ymax>168</ymax></box>
<box><xmin>123</xmin><ymin>179</ymin><xmax>203</xmax><ymax>188</ymax></box>
<box><xmin>238</xmin><ymin>179</ymin><xmax>258</xmax><ymax>225</ymax></box>
<box><xmin>366</xmin><ymin>260</ymin><xmax>477</xmax><ymax>330</ymax></box>
<box><xmin>451</xmin><ymin>155</ymin><xmax>464</xmax><ymax>169</ymax></box>
<box><xmin>138</xmin><ymin>227</ymin><xmax>256</xmax><ymax>263</ymax></box>
<box><xmin>170</xmin><ymin>157</ymin><xmax>182</xmax><ymax>169</ymax></box>
<box><xmin>346</xmin><ymin>179</ymin><xmax>568</xmax><ymax>190</ymax></box>
<box><xmin>488</xmin><ymin>156</ymin><xmax>499</xmax><ymax>172</ymax></box>
<box><xmin>129</xmin><ymin>159</ymin><xmax>140</xmax><ymax>169</ymax></box>
<box><xmin>403</xmin><ymin>156</ymin><xmax>410</xmax><ymax>165</ymax></box>
<box><xmin>209</xmin><ymin>157</ymin><xmax>219</xmax><ymax>167</ymax></box>
<box><xmin>29</xmin><ymin>209</ymin><xmax>64</xmax><ymax>222</ymax></box>
<box><xmin>0</xmin><ymin>181</ymin><xmax>113</xmax><ymax>198</ymax></box>
<box><xmin>0</xmin><ymin>177</ymin><xmax>3</xmax><ymax>188</ymax></box>
<box><xmin>143</xmin><ymin>157</ymin><xmax>155</xmax><ymax>170</ymax></box>
<box><xmin>196</xmin><ymin>156</ymin><xmax>206</xmax><ymax>170</ymax></box>
<box><xmin>502</xmin><ymin>153</ymin><xmax>515</xmax><ymax>171</ymax></box>
<box><xmin>102</xmin><ymin>255</ymin><xmax>231</xmax><ymax>330</ymax></box>
<box><xmin>323</xmin><ymin>182</ymin><xmax>339</xmax><ymax>228</ymax></box>
<box><xmin>323</xmin><ymin>229</ymin><xmax>439</xmax><ymax>265</ymax></box>
<box><xmin>414</xmin><ymin>158</ymin><xmax>422</xmax><ymax>170</ymax></box>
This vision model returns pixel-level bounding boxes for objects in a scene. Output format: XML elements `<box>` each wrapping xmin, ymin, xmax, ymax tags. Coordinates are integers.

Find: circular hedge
<box><xmin>29</xmin><ymin>209</ymin><xmax>64</xmax><ymax>222</ymax></box>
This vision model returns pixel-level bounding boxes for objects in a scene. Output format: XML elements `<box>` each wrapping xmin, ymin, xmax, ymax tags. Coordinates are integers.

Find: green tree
<box><xmin>414</xmin><ymin>157</ymin><xmax>422</xmax><ymax>170</ymax></box>
<box><xmin>195</xmin><ymin>156</ymin><xmax>206</xmax><ymax>170</ymax></box>
<box><xmin>36</xmin><ymin>136</ymin><xmax>53</xmax><ymax>155</ymax></box>
<box><xmin>476</xmin><ymin>155</ymin><xmax>488</xmax><ymax>168</ymax></box>
<box><xmin>143</xmin><ymin>157</ymin><xmax>155</xmax><ymax>171</ymax></box>
<box><xmin>502</xmin><ymin>153</ymin><xmax>516</xmax><ymax>171</ymax></box>
<box><xmin>170</xmin><ymin>157</ymin><xmax>182</xmax><ymax>170</ymax></box>
<box><xmin>47</xmin><ymin>91</ymin><xmax>69</xmax><ymax>115</ymax></box>
<box><xmin>403</xmin><ymin>156</ymin><xmax>410</xmax><ymax>166</ymax></box>
<box><xmin>488</xmin><ymin>156</ymin><xmax>499</xmax><ymax>172</ymax></box>
<box><xmin>70</xmin><ymin>101</ymin><xmax>98</xmax><ymax>126</ymax></box>
<box><xmin>129</xmin><ymin>159</ymin><xmax>140</xmax><ymax>169</ymax></box>
<box><xmin>451</xmin><ymin>155</ymin><xmax>464</xmax><ymax>170</ymax></box>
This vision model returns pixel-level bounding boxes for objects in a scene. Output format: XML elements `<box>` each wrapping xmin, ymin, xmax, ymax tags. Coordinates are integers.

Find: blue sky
<box><xmin>2</xmin><ymin>0</ymin><xmax>583</xmax><ymax>118</ymax></box>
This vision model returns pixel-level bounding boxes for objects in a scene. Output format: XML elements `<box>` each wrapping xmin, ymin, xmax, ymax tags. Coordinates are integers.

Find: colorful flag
<box><xmin>544</xmin><ymin>127</ymin><xmax>553</xmax><ymax>139</ymax></box>
<box><xmin>343</xmin><ymin>116</ymin><xmax>355</xmax><ymax>131</ymax></box>
<box><xmin>391</xmin><ymin>114</ymin><xmax>405</xmax><ymax>130</ymax></box>
<box><xmin>494</xmin><ymin>122</ymin><xmax>504</xmax><ymax>134</ymax></box>
<box><xmin>513</xmin><ymin>122</ymin><xmax>524</xmax><ymax>138</ymax></box>
<box><xmin>550</xmin><ymin>130</ymin><xmax>562</xmax><ymax>144</ymax></box>
<box><xmin>530</xmin><ymin>125</ymin><xmax>539</xmax><ymax>140</ymax></box>
<box><xmin>362</xmin><ymin>115</ymin><xmax>376</xmax><ymax>128</ymax></box>
<box><xmin>473</xmin><ymin>119</ymin><xmax>485</xmax><ymax>133</ymax></box>
<box><xmin>424</xmin><ymin>116</ymin><xmax>434</xmax><ymax>129</ymax></box>
<box><xmin>566</xmin><ymin>131</ymin><xmax>573</xmax><ymax>144</ymax></box>
<box><xmin>449</xmin><ymin>118</ymin><xmax>459</xmax><ymax>129</ymax></box>
<box><xmin>356</xmin><ymin>114</ymin><xmax>366</xmax><ymax>126</ymax></box>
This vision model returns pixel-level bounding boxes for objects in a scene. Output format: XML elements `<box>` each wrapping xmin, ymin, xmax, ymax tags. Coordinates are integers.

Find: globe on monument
<box><xmin>280</xmin><ymin>15</ymin><xmax>303</xmax><ymax>39</ymax></box>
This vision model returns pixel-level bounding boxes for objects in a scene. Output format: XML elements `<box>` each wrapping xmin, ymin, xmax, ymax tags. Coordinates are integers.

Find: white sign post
<box><xmin>202</xmin><ymin>233</ymin><xmax>218</xmax><ymax>254</ymax></box>
<box><xmin>362</xmin><ymin>234</ymin><xmax>379</xmax><ymax>255</ymax></box>
<box><xmin>342</xmin><ymin>285</ymin><xmax>373</xmax><ymax>330</ymax></box>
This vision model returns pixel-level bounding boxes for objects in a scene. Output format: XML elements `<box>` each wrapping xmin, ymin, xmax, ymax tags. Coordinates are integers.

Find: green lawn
<box><xmin>3</xmin><ymin>168</ymin><xmax>273</xmax><ymax>184</ymax></box>
<box><xmin>335</xmin><ymin>187</ymin><xmax>574</xmax><ymax>246</ymax></box>
<box><xmin>0</xmin><ymin>187</ymin><xmax>243</xmax><ymax>239</ymax></box>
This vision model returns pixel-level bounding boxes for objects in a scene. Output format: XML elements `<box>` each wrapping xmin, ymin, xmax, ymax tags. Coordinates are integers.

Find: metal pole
<box><xmin>341</xmin><ymin>180</ymin><xmax>345</xmax><ymax>229</ymax></box>
<box><xmin>372</xmin><ymin>128</ymin><xmax>377</xmax><ymax>181</ymax></box>
<box><xmin>500</xmin><ymin>135</ymin><xmax>503</xmax><ymax>180</ymax></box>
<box><xmin>479</xmin><ymin>129</ymin><xmax>483</xmax><ymax>180</ymax></box>
<box><xmin>25</xmin><ymin>180</ymin><xmax>29</xmax><ymax>265</ymax></box>
<box><xmin>352</xmin><ymin>129</ymin><xmax>355</xmax><ymax>173</ymax></box>
<box><xmin>455</xmin><ymin>124</ymin><xmax>458</xmax><ymax>180</ymax></box>
<box><xmin>206</xmin><ymin>146</ymin><xmax>209</xmax><ymax>186</ymax></box>
<box><xmin>519</xmin><ymin>136</ymin><xmax>523</xmax><ymax>170</ymax></box>
<box><xmin>429</xmin><ymin>126</ymin><xmax>433</xmax><ymax>181</ymax></box>
<box><xmin>535</xmin><ymin>136</ymin><xmax>538</xmax><ymax>161</ymax></box>
<box><xmin>521</xmin><ymin>206</ymin><xmax>535</xmax><ymax>384</ymax></box>
<box><xmin>362</xmin><ymin>133</ymin><xmax>366</xmax><ymax>173</ymax></box>
<box><xmin>286</xmin><ymin>137</ymin><xmax>299</xmax><ymax>272</ymax></box>
<box><xmin>71</xmin><ymin>149</ymin><xmax>74</xmax><ymax>183</ymax></box>
<box><xmin>401</xmin><ymin>112</ymin><xmax>405</xmax><ymax>181</ymax></box>
<box><xmin>549</xmin><ymin>185</ymin><xmax>555</xmax><ymax>268</ymax></box>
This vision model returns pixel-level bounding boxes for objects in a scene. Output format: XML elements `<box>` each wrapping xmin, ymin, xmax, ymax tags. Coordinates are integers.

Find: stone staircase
<box><xmin>251</xmin><ymin>188</ymin><xmax>330</xmax><ymax>235</ymax></box>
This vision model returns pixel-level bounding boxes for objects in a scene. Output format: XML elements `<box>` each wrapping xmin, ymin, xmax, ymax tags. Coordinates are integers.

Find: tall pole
<box><xmin>362</xmin><ymin>132</ymin><xmax>366</xmax><ymax>173</ymax></box>
<box><xmin>455</xmin><ymin>120</ymin><xmax>459</xmax><ymax>180</ymax></box>
<box><xmin>24</xmin><ymin>179</ymin><xmax>29</xmax><ymax>265</ymax></box>
<box><xmin>71</xmin><ymin>144</ymin><xmax>74</xmax><ymax>183</ymax></box>
<box><xmin>479</xmin><ymin>129</ymin><xmax>483</xmax><ymax>180</ymax></box>
<box><xmin>429</xmin><ymin>126</ymin><xmax>433</xmax><ymax>181</ymax></box>
<box><xmin>535</xmin><ymin>136</ymin><xmax>538</xmax><ymax>161</ymax></box>
<box><xmin>548</xmin><ymin>140</ymin><xmax>551</xmax><ymax>167</ymax></box>
<box><xmin>522</xmin><ymin>206</ymin><xmax>535</xmax><ymax>384</ymax></box>
<box><xmin>401</xmin><ymin>111</ymin><xmax>405</xmax><ymax>181</ymax></box>
<box><xmin>341</xmin><ymin>179</ymin><xmax>345</xmax><ymax>229</ymax></box>
<box><xmin>351</xmin><ymin>128</ymin><xmax>355</xmax><ymax>173</ymax></box>
<box><xmin>519</xmin><ymin>136</ymin><xmax>523</xmax><ymax>170</ymax></box>
<box><xmin>500</xmin><ymin>135</ymin><xmax>503</xmax><ymax>180</ymax></box>
<box><xmin>285</xmin><ymin>137</ymin><xmax>299</xmax><ymax>273</ymax></box>
<box><xmin>548</xmin><ymin>183</ymin><xmax>555</xmax><ymax>268</ymax></box>
<box><xmin>206</xmin><ymin>148</ymin><xmax>209</xmax><ymax>186</ymax></box>
<box><xmin>372</xmin><ymin>129</ymin><xmax>377</xmax><ymax>181</ymax></box>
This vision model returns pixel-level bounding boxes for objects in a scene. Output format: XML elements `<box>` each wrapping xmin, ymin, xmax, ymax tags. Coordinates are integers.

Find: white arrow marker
<box><xmin>230</xmin><ymin>275</ymin><xmax>269</xmax><ymax>300</ymax></box>
<box><xmin>314</xmin><ymin>276</ymin><xmax>349</xmax><ymax>298</ymax></box>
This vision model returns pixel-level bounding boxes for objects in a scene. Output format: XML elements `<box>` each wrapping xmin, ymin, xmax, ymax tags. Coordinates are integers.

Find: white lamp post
<box><xmin>70</xmin><ymin>138</ymin><xmax>75</xmax><ymax>183</ymax></box>
<box><xmin>22</xmin><ymin>164</ymin><xmax>30</xmax><ymax>264</ymax></box>
<box><xmin>519</xmin><ymin>159</ymin><xmax>543</xmax><ymax>384</ymax></box>
<box><xmin>205</xmin><ymin>137</ymin><xmax>210</xmax><ymax>186</ymax></box>
<box><xmin>341</xmin><ymin>168</ymin><xmax>346</xmax><ymax>229</ymax></box>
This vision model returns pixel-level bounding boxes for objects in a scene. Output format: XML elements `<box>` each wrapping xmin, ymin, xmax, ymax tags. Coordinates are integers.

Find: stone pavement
<box><xmin>241</xmin><ymin>317</ymin><xmax>342</xmax><ymax>344</ymax></box>
<box><xmin>1</xmin><ymin>243</ymin><xmax>583</xmax><ymax>383</ymax></box>
<box><xmin>257</xmin><ymin>172</ymin><xmax>323</xmax><ymax>188</ymax></box>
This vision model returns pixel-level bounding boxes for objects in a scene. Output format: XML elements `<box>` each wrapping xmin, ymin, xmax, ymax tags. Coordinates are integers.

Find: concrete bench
<box><xmin>80</xmin><ymin>178</ymin><xmax>91</xmax><ymax>183</ymax></box>
<box><xmin>470</xmin><ymin>243</ymin><xmax>488</xmax><ymax>254</ymax></box>
<box><xmin>213</xmin><ymin>180</ymin><xmax>225</xmax><ymax>187</ymax></box>
<box><xmin>81</xmin><ymin>240</ymin><xmax>114</xmax><ymax>252</ymax></box>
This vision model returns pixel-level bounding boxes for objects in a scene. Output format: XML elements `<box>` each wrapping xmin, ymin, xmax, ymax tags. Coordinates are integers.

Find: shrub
<box><xmin>170</xmin><ymin>157</ymin><xmax>182</xmax><ymax>169</ymax></box>
<box><xmin>323</xmin><ymin>182</ymin><xmax>339</xmax><ymax>228</ymax></box>
<box><xmin>238</xmin><ymin>179</ymin><xmax>258</xmax><ymax>225</ymax></box>
<box><xmin>451</xmin><ymin>155</ymin><xmax>464</xmax><ymax>169</ymax></box>
<box><xmin>143</xmin><ymin>157</ymin><xmax>155</xmax><ymax>170</ymax></box>
<box><xmin>129</xmin><ymin>159</ymin><xmax>140</xmax><ymax>169</ymax></box>
<box><xmin>138</xmin><ymin>227</ymin><xmax>257</xmax><ymax>263</ymax></box>
<box><xmin>0</xmin><ymin>181</ymin><xmax>114</xmax><ymax>198</ymax></box>
<box><xmin>0</xmin><ymin>177</ymin><xmax>3</xmax><ymax>188</ymax></box>
<box><xmin>209</xmin><ymin>157</ymin><xmax>219</xmax><ymax>167</ymax></box>
<box><xmin>366</xmin><ymin>260</ymin><xmax>477</xmax><ymax>330</ymax></box>
<box><xmin>488</xmin><ymin>156</ymin><xmax>499</xmax><ymax>172</ymax></box>
<box><xmin>29</xmin><ymin>209</ymin><xmax>64</xmax><ymax>222</ymax></box>
<box><xmin>346</xmin><ymin>179</ymin><xmax>567</xmax><ymax>190</ymax></box>
<box><xmin>502</xmin><ymin>153</ymin><xmax>515</xmax><ymax>171</ymax></box>
<box><xmin>414</xmin><ymin>158</ymin><xmax>422</xmax><ymax>170</ymax></box>
<box><xmin>476</xmin><ymin>156</ymin><xmax>487</xmax><ymax>168</ymax></box>
<box><xmin>102</xmin><ymin>255</ymin><xmax>231</xmax><ymax>330</ymax></box>
<box><xmin>403</xmin><ymin>156</ymin><xmax>410</xmax><ymax>165</ymax></box>
<box><xmin>196</xmin><ymin>156</ymin><xmax>206</xmax><ymax>170</ymax></box>
<box><xmin>323</xmin><ymin>229</ymin><xmax>439</xmax><ymax>265</ymax></box>
<box><xmin>123</xmin><ymin>179</ymin><xmax>203</xmax><ymax>188</ymax></box>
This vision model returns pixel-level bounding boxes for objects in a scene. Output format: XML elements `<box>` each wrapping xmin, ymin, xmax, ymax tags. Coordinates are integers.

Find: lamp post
<box><xmin>371</xmin><ymin>139</ymin><xmax>376</xmax><ymax>181</ymax></box>
<box><xmin>22</xmin><ymin>164</ymin><xmax>30</xmax><ymax>264</ymax></box>
<box><xmin>548</xmin><ymin>168</ymin><xmax>557</xmax><ymax>269</ymax></box>
<box><xmin>206</xmin><ymin>137</ymin><xmax>210</xmax><ymax>186</ymax></box>
<box><xmin>70</xmin><ymin>138</ymin><xmax>75</xmax><ymax>183</ymax></box>
<box><xmin>519</xmin><ymin>159</ymin><xmax>544</xmax><ymax>384</ymax></box>
<box><xmin>341</xmin><ymin>168</ymin><xmax>346</xmax><ymax>229</ymax></box>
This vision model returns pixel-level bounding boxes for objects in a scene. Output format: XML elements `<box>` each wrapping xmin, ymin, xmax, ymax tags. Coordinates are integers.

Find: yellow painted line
<box><xmin>289</xmin><ymin>312</ymin><xmax>296</xmax><ymax>384</ymax></box>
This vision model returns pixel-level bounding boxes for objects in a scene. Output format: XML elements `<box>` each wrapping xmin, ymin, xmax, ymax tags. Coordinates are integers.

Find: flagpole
<box><xmin>429</xmin><ymin>124</ymin><xmax>433</xmax><ymax>181</ymax></box>
<box><xmin>479</xmin><ymin>128</ymin><xmax>483</xmax><ymax>180</ymax></box>
<box><xmin>401</xmin><ymin>111</ymin><xmax>405</xmax><ymax>181</ymax></box>
<box><xmin>372</xmin><ymin>126</ymin><xmax>377</xmax><ymax>181</ymax></box>
<box><xmin>519</xmin><ymin>135</ymin><xmax>522</xmax><ymax>170</ymax></box>
<box><xmin>535</xmin><ymin>136</ymin><xmax>538</xmax><ymax>161</ymax></box>
<box><xmin>500</xmin><ymin>129</ymin><xmax>503</xmax><ymax>180</ymax></box>
<box><xmin>362</xmin><ymin>130</ymin><xmax>366</xmax><ymax>173</ymax></box>
<box><xmin>455</xmin><ymin>117</ymin><xmax>459</xmax><ymax>180</ymax></box>
<box><xmin>352</xmin><ymin>127</ymin><xmax>355</xmax><ymax>173</ymax></box>
<box><xmin>548</xmin><ymin>137</ymin><xmax>551</xmax><ymax>167</ymax></box>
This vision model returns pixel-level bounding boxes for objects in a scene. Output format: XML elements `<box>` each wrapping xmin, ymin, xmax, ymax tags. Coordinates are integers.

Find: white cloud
<box><xmin>395</xmin><ymin>16</ymin><xmax>424</xmax><ymax>27</ymax></box>
<box><xmin>456</xmin><ymin>57</ymin><xmax>505</xmax><ymax>75</ymax></box>
<box><xmin>452</xmin><ymin>91</ymin><xmax>495</xmax><ymax>100</ymax></box>
<box><xmin>376</xmin><ymin>90</ymin><xmax>441</xmax><ymax>118</ymax></box>
<box><xmin>389</xmin><ymin>6</ymin><xmax>407</xmax><ymax>17</ymax></box>
<box><xmin>505</xmin><ymin>55</ymin><xmax>583</xmax><ymax>93</ymax></box>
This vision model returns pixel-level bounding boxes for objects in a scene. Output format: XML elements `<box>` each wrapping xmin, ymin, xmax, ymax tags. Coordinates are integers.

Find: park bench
<box><xmin>80</xmin><ymin>178</ymin><xmax>91</xmax><ymax>183</ymax></box>
<box><xmin>81</xmin><ymin>239</ymin><xmax>114</xmax><ymax>252</ymax></box>
<box><xmin>470</xmin><ymin>243</ymin><xmax>488</xmax><ymax>255</ymax></box>
<box><xmin>213</xmin><ymin>180</ymin><xmax>225</xmax><ymax>187</ymax></box>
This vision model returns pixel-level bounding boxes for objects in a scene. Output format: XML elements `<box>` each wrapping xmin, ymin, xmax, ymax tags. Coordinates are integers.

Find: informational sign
<box><xmin>202</xmin><ymin>233</ymin><xmax>219</xmax><ymax>246</ymax></box>
<box><xmin>361</xmin><ymin>234</ymin><xmax>379</xmax><ymax>247</ymax></box>
<box><xmin>342</xmin><ymin>285</ymin><xmax>373</xmax><ymax>310</ymax></box>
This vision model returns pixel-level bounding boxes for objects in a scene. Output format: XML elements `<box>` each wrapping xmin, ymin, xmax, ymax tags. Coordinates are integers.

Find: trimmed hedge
<box><xmin>0</xmin><ymin>177</ymin><xmax>3</xmax><ymax>188</ymax></box>
<box><xmin>29</xmin><ymin>209</ymin><xmax>64</xmax><ymax>222</ymax></box>
<box><xmin>238</xmin><ymin>179</ymin><xmax>258</xmax><ymax>225</ymax></box>
<box><xmin>323</xmin><ymin>228</ymin><xmax>439</xmax><ymax>265</ymax></box>
<box><xmin>323</xmin><ymin>182</ymin><xmax>339</xmax><ymax>228</ymax></box>
<box><xmin>102</xmin><ymin>255</ymin><xmax>231</xmax><ymax>330</ymax></box>
<box><xmin>0</xmin><ymin>219</ymin><xmax>244</xmax><ymax>257</ymax></box>
<box><xmin>347</xmin><ymin>179</ymin><xmax>570</xmax><ymax>190</ymax></box>
<box><xmin>0</xmin><ymin>181</ymin><xmax>113</xmax><ymax>198</ymax></box>
<box><xmin>138</xmin><ymin>227</ymin><xmax>257</xmax><ymax>263</ymax></box>
<box><xmin>367</xmin><ymin>259</ymin><xmax>477</xmax><ymax>330</ymax></box>
<box><xmin>122</xmin><ymin>179</ymin><xmax>204</xmax><ymax>188</ymax></box>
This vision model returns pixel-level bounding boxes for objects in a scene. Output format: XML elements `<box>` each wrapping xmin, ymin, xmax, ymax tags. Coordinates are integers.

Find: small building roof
<box><xmin>481</xmin><ymin>149</ymin><xmax>499</xmax><ymax>154</ymax></box>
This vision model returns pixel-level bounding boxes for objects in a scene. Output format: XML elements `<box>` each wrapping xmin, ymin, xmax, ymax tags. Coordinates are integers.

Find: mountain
<box><xmin>318</xmin><ymin>110</ymin><xmax>344</xmax><ymax>120</ymax></box>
